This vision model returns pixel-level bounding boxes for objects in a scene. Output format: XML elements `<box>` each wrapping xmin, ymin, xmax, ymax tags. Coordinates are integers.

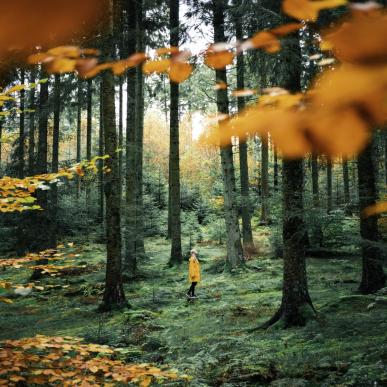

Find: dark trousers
<box><xmin>187</xmin><ymin>282</ymin><xmax>197</xmax><ymax>296</ymax></box>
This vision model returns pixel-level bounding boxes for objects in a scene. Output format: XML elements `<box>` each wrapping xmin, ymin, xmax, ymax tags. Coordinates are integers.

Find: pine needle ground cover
<box><xmin>1</xmin><ymin>229</ymin><xmax>386</xmax><ymax>386</ymax></box>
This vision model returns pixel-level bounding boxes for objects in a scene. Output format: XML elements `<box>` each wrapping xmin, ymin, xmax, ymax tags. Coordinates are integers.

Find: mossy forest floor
<box><xmin>1</xmin><ymin>226</ymin><xmax>387</xmax><ymax>386</ymax></box>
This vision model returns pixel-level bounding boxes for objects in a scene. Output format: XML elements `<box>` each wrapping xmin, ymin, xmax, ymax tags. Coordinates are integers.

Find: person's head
<box><xmin>190</xmin><ymin>249</ymin><xmax>198</xmax><ymax>257</ymax></box>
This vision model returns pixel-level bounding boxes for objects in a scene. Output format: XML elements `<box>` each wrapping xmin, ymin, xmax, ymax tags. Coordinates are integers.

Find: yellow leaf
<box><xmin>4</xmin><ymin>85</ymin><xmax>26</xmax><ymax>94</ymax></box>
<box><xmin>169</xmin><ymin>61</ymin><xmax>192</xmax><ymax>83</ymax></box>
<box><xmin>270</xmin><ymin>23</ymin><xmax>303</xmax><ymax>36</ymax></box>
<box><xmin>0</xmin><ymin>296</ymin><xmax>13</xmax><ymax>304</ymax></box>
<box><xmin>204</xmin><ymin>49</ymin><xmax>234</xmax><ymax>69</ymax></box>
<box><xmin>249</xmin><ymin>31</ymin><xmax>280</xmax><ymax>53</ymax></box>
<box><xmin>232</xmin><ymin>89</ymin><xmax>257</xmax><ymax>97</ymax></box>
<box><xmin>283</xmin><ymin>0</ymin><xmax>347</xmax><ymax>22</ymax></box>
<box><xmin>47</xmin><ymin>58</ymin><xmax>76</xmax><ymax>73</ymax></box>
<box><xmin>47</xmin><ymin>45</ymin><xmax>81</xmax><ymax>58</ymax></box>
<box><xmin>142</xmin><ymin>59</ymin><xmax>171</xmax><ymax>75</ymax></box>
<box><xmin>363</xmin><ymin>202</ymin><xmax>387</xmax><ymax>218</ymax></box>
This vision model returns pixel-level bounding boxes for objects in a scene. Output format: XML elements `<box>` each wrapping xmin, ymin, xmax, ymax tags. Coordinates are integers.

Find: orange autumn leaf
<box><xmin>250</xmin><ymin>31</ymin><xmax>280</xmax><ymax>53</ymax></box>
<box><xmin>270</xmin><ymin>23</ymin><xmax>303</xmax><ymax>36</ymax></box>
<box><xmin>363</xmin><ymin>202</ymin><xmax>387</xmax><ymax>218</ymax></box>
<box><xmin>204</xmin><ymin>49</ymin><xmax>234</xmax><ymax>69</ymax></box>
<box><xmin>142</xmin><ymin>59</ymin><xmax>171</xmax><ymax>75</ymax></box>
<box><xmin>112</xmin><ymin>53</ymin><xmax>147</xmax><ymax>75</ymax></box>
<box><xmin>323</xmin><ymin>11</ymin><xmax>387</xmax><ymax>65</ymax></box>
<box><xmin>75</xmin><ymin>58</ymin><xmax>99</xmax><ymax>77</ymax></box>
<box><xmin>156</xmin><ymin>46</ymin><xmax>180</xmax><ymax>56</ymax></box>
<box><xmin>283</xmin><ymin>0</ymin><xmax>347</xmax><ymax>22</ymax></box>
<box><xmin>46</xmin><ymin>58</ymin><xmax>76</xmax><ymax>73</ymax></box>
<box><xmin>47</xmin><ymin>45</ymin><xmax>81</xmax><ymax>58</ymax></box>
<box><xmin>82</xmin><ymin>63</ymin><xmax>112</xmax><ymax>79</ymax></box>
<box><xmin>169</xmin><ymin>61</ymin><xmax>193</xmax><ymax>83</ymax></box>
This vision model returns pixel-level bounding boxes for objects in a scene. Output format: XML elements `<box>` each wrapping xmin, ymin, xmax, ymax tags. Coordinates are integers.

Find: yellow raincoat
<box><xmin>188</xmin><ymin>255</ymin><xmax>201</xmax><ymax>283</ymax></box>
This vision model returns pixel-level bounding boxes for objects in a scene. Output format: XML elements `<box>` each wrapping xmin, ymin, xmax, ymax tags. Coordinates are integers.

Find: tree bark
<box><xmin>18</xmin><ymin>69</ymin><xmax>25</xmax><ymax>178</ymax></box>
<box><xmin>260</xmin><ymin>135</ymin><xmax>269</xmax><ymax>224</ymax></box>
<box><xmin>125</xmin><ymin>0</ymin><xmax>138</xmax><ymax>276</ymax></box>
<box><xmin>86</xmin><ymin>79</ymin><xmax>92</xmax><ymax>214</ymax></box>
<box><xmin>100</xmin><ymin>0</ymin><xmax>126</xmax><ymax>310</ymax></box>
<box><xmin>263</xmin><ymin>28</ymin><xmax>315</xmax><ymax>328</ymax></box>
<box><xmin>51</xmin><ymin>74</ymin><xmax>60</xmax><ymax>247</ymax></box>
<box><xmin>168</xmin><ymin>0</ymin><xmax>183</xmax><ymax>265</ymax></box>
<box><xmin>357</xmin><ymin>137</ymin><xmax>385</xmax><ymax>294</ymax></box>
<box><xmin>326</xmin><ymin>158</ymin><xmax>333</xmax><ymax>213</ymax></box>
<box><xmin>273</xmin><ymin>146</ymin><xmax>279</xmax><ymax>191</ymax></box>
<box><xmin>311</xmin><ymin>152</ymin><xmax>323</xmax><ymax>246</ymax></box>
<box><xmin>134</xmin><ymin>0</ymin><xmax>146</xmax><ymax>257</ymax></box>
<box><xmin>234</xmin><ymin>1</ymin><xmax>254</xmax><ymax>249</ymax></box>
<box><xmin>98</xmin><ymin>79</ymin><xmax>105</xmax><ymax>224</ymax></box>
<box><xmin>28</xmin><ymin>70</ymin><xmax>36</xmax><ymax>175</ymax></box>
<box><xmin>76</xmin><ymin>79</ymin><xmax>82</xmax><ymax>200</ymax></box>
<box><xmin>118</xmin><ymin>77</ymin><xmax>124</xmax><ymax>184</ymax></box>
<box><xmin>213</xmin><ymin>0</ymin><xmax>244</xmax><ymax>269</ymax></box>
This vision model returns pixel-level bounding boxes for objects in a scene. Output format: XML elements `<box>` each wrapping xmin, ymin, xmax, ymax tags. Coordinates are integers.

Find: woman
<box><xmin>187</xmin><ymin>249</ymin><xmax>201</xmax><ymax>298</ymax></box>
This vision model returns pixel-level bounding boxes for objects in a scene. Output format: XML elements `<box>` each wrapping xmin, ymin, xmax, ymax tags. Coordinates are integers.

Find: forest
<box><xmin>0</xmin><ymin>0</ymin><xmax>386</xmax><ymax>385</ymax></box>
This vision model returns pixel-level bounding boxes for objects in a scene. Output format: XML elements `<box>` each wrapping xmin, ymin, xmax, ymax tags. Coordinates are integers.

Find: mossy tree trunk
<box><xmin>100</xmin><ymin>0</ymin><xmax>126</xmax><ymax>310</ymax></box>
<box><xmin>357</xmin><ymin>136</ymin><xmax>386</xmax><ymax>294</ymax></box>
<box><xmin>18</xmin><ymin>69</ymin><xmax>25</xmax><ymax>179</ymax></box>
<box><xmin>51</xmin><ymin>73</ymin><xmax>60</xmax><ymax>248</ymax></box>
<box><xmin>260</xmin><ymin>135</ymin><xmax>269</xmax><ymax>225</ymax></box>
<box><xmin>168</xmin><ymin>0</ymin><xmax>183</xmax><ymax>266</ymax></box>
<box><xmin>233</xmin><ymin>0</ymin><xmax>254</xmax><ymax>250</ymax></box>
<box><xmin>263</xmin><ymin>29</ymin><xmax>315</xmax><ymax>328</ymax></box>
<box><xmin>28</xmin><ymin>69</ymin><xmax>36</xmax><ymax>176</ymax></box>
<box><xmin>98</xmin><ymin>80</ymin><xmax>105</xmax><ymax>224</ymax></box>
<box><xmin>125</xmin><ymin>0</ymin><xmax>139</xmax><ymax>277</ymax></box>
<box><xmin>213</xmin><ymin>0</ymin><xmax>244</xmax><ymax>269</ymax></box>
<box><xmin>326</xmin><ymin>158</ymin><xmax>333</xmax><ymax>213</ymax></box>
<box><xmin>76</xmin><ymin>79</ymin><xmax>82</xmax><ymax>200</ymax></box>
<box><xmin>86</xmin><ymin>79</ymin><xmax>92</xmax><ymax>215</ymax></box>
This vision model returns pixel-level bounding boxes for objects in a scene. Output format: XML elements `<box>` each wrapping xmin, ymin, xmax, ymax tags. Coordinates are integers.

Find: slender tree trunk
<box><xmin>51</xmin><ymin>74</ymin><xmax>60</xmax><ymax>247</ymax></box>
<box><xmin>86</xmin><ymin>79</ymin><xmax>92</xmax><ymax>214</ymax></box>
<box><xmin>34</xmin><ymin>75</ymin><xmax>54</xmax><ymax>251</ymax></box>
<box><xmin>357</xmin><ymin>136</ymin><xmax>385</xmax><ymax>294</ymax></box>
<box><xmin>234</xmin><ymin>2</ymin><xmax>254</xmax><ymax>249</ymax></box>
<box><xmin>343</xmin><ymin>158</ymin><xmax>351</xmax><ymax>213</ymax></box>
<box><xmin>168</xmin><ymin>0</ymin><xmax>183</xmax><ymax>265</ymax></box>
<box><xmin>76</xmin><ymin>79</ymin><xmax>82</xmax><ymax>200</ymax></box>
<box><xmin>260</xmin><ymin>135</ymin><xmax>269</xmax><ymax>224</ymax></box>
<box><xmin>384</xmin><ymin>131</ymin><xmax>387</xmax><ymax>186</ymax></box>
<box><xmin>273</xmin><ymin>146</ymin><xmax>279</xmax><ymax>191</ymax></box>
<box><xmin>100</xmin><ymin>0</ymin><xmax>126</xmax><ymax>310</ymax></box>
<box><xmin>213</xmin><ymin>0</ymin><xmax>244</xmax><ymax>269</ymax></box>
<box><xmin>19</xmin><ymin>69</ymin><xmax>25</xmax><ymax>178</ymax></box>
<box><xmin>327</xmin><ymin>158</ymin><xmax>333</xmax><ymax>213</ymax></box>
<box><xmin>311</xmin><ymin>152</ymin><xmax>323</xmax><ymax>246</ymax></box>
<box><xmin>28</xmin><ymin>70</ymin><xmax>36</xmax><ymax>175</ymax></box>
<box><xmin>98</xmin><ymin>80</ymin><xmax>105</xmax><ymax>224</ymax></box>
<box><xmin>118</xmin><ymin>78</ymin><xmax>124</xmax><ymax>184</ymax></box>
<box><xmin>134</xmin><ymin>0</ymin><xmax>146</xmax><ymax>257</ymax></box>
<box><xmin>125</xmin><ymin>0</ymin><xmax>138</xmax><ymax>276</ymax></box>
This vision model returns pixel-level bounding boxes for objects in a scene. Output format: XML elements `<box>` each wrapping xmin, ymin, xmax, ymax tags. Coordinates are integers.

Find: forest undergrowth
<box><xmin>1</xmin><ymin>221</ymin><xmax>386</xmax><ymax>386</ymax></box>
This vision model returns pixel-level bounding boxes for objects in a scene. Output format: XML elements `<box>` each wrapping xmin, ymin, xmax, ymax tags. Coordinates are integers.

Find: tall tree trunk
<box><xmin>260</xmin><ymin>135</ymin><xmax>269</xmax><ymax>224</ymax></box>
<box><xmin>28</xmin><ymin>70</ymin><xmax>36</xmax><ymax>175</ymax></box>
<box><xmin>168</xmin><ymin>0</ymin><xmax>183</xmax><ymax>265</ymax></box>
<box><xmin>234</xmin><ymin>1</ymin><xmax>254</xmax><ymax>249</ymax></box>
<box><xmin>384</xmin><ymin>131</ymin><xmax>387</xmax><ymax>186</ymax></box>
<box><xmin>34</xmin><ymin>75</ymin><xmax>54</xmax><ymax>251</ymax></box>
<box><xmin>343</xmin><ymin>158</ymin><xmax>351</xmax><ymax>211</ymax></box>
<box><xmin>98</xmin><ymin>80</ymin><xmax>105</xmax><ymax>224</ymax></box>
<box><xmin>19</xmin><ymin>69</ymin><xmax>25</xmax><ymax>178</ymax></box>
<box><xmin>76</xmin><ymin>79</ymin><xmax>82</xmax><ymax>200</ymax></box>
<box><xmin>134</xmin><ymin>0</ymin><xmax>146</xmax><ymax>257</ymax></box>
<box><xmin>0</xmin><ymin>110</ymin><xmax>2</xmax><ymax>174</ymax></box>
<box><xmin>311</xmin><ymin>152</ymin><xmax>323</xmax><ymax>246</ymax></box>
<box><xmin>263</xmin><ymin>29</ymin><xmax>315</xmax><ymax>328</ymax></box>
<box><xmin>86</xmin><ymin>79</ymin><xmax>92</xmax><ymax>214</ymax></box>
<box><xmin>357</xmin><ymin>137</ymin><xmax>385</xmax><ymax>294</ymax></box>
<box><xmin>118</xmin><ymin>77</ymin><xmax>124</xmax><ymax>184</ymax></box>
<box><xmin>100</xmin><ymin>0</ymin><xmax>126</xmax><ymax>310</ymax></box>
<box><xmin>326</xmin><ymin>158</ymin><xmax>333</xmax><ymax>213</ymax></box>
<box><xmin>273</xmin><ymin>146</ymin><xmax>279</xmax><ymax>191</ymax></box>
<box><xmin>51</xmin><ymin>74</ymin><xmax>60</xmax><ymax>247</ymax></box>
<box><xmin>125</xmin><ymin>0</ymin><xmax>138</xmax><ymax>276</ymax></box>
<box><xmin>213</xmin><ymin>0</ymin><xmax>244</xmax><ymax>269</ymax></box>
